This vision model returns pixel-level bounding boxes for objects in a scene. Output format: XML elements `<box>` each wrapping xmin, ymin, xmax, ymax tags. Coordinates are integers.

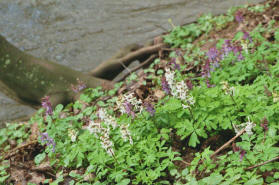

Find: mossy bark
<box><xmin>0</xmin><ymin>35</ymin><xmax>113</xmax><ymax>107</ymax></box>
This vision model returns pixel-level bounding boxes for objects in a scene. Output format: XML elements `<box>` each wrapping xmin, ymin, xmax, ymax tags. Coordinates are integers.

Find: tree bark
<box><xmin>0</xmin><ymin>35</ymin><xmax>114</xmax><ymax>107</ymax></box>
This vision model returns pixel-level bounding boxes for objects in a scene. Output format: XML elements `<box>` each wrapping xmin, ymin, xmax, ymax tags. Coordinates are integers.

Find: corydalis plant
<box><xmin>235</xmin><ymin>10</ymin><xmax>244</xmax><ymax>23</ymax></box>
<box><xmin>71</xmin><ymin>78</ymin><xmax>86</xmax><ymax>93</ymax></box>
<box><xmin>144</xmin><ymin>102</ymin><xmax>156</xmax><ymax>116</ymax></box>
<box><xmin>41</xmin><ymin>96</ymin><xmax>53</xmax><ymax>116</ymax></box>
<box><xmin>169</xmin><ymin>57</ymin><xmax>181</xmax><ymax>70</ymax></box>
<box><xmin>86</xmin><ymin>119</ymin><xmax>115</xmax><ymax>156</ymax></box>
<box><xmin>232</xmin><ymin>143</ymin><xmax>246</xmax><ymax>161</ymax></box>
<box><xmin>40</xmin><ymin>132</ymin><xmax>56</xmax><ymax>152</ymax></box>
<box><xmin>86</xmin><ymin>108</ymin><xmax>133</xmax><ymax>156</ymax></box>
<box><xmin>116</xmin><ymin>92</ymin><xmax>143</xmax><ymax>118</ymax></box>
<box><xmin>164</xmin><ymin>68</ymin><xmax>195</xmax><ymax>109</ymax></box>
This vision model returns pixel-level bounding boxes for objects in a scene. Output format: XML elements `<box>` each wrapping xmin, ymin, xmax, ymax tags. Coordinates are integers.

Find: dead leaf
<box><xmin>154</xmin><ymin>89</ymin><xmax>165</xmax><ymax>100</ymax></box>
<box><xmin>30</xmin><ymin>123</ymin><xmax>39</xmax><ymax>141</ymax></box>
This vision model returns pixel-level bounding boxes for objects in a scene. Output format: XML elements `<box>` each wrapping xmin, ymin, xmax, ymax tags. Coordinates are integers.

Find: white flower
<box><xmin>221</xmin><ymin>81</ymin><xmax>235</xmax><ymax>96</ymax></box>
<box><xmin>97</xmin><ymin>108</ymin><xmax>118</xmax><ymax>129</ymax></box>
<box><xmin>68</xmin><ymin>129</ymin><xmax>77</xmax><ymax>142</ymax></box>
<box><xmin>165</xmin><ymin>68</ymin><xmax>176</xmax><ymax>95</ymax></box>
<box><xmin>86</xmin><ymin>120</ymin><xmax>103</xmax><ymax>137</ymax></box>
<box><xmin>100</xmin><ymin>135</ymin><xmax>115</xmax><ymax>156</ymax></box>
<box><xmin>164</xmin><ymin>68</ymin><xmax>195</xmax><ymax>108</ymax></box>
<box><xmin>233</xmin><ymin>117</ymin><xmax>256</xmax><ymax>136</ymax></box>
<box><xmin>120</xmin><ymin>124</ymin><xmax>133</xmax><ymax>145</ymax></box>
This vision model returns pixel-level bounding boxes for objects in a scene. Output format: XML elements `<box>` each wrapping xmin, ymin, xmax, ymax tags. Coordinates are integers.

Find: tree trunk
<box><xmin>0</xmin><ymin>35</ymin><xmax>114</xmax><ymax>107</ymax></box>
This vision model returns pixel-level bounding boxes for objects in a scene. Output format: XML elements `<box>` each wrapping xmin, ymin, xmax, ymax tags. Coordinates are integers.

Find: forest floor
<box><xmin>1</xmin><ymin>0</ymin><xmax>279</xmax><ymax>184</ymax></box>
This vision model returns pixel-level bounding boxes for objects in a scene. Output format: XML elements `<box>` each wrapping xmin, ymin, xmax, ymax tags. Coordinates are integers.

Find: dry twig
<box><xmin>211</xmin><ymin>129</ymin><xmax>245</xmax><ymax>158</ymax></box>
<box><xmin>245</xmin><ymin>156</ymin><xmax>279</xmax><ymax>170</ymax></box>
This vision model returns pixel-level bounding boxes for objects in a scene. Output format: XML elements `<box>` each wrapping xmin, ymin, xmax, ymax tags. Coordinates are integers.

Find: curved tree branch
<box><xmin>89</xmin><ymin>43</ymin><xmax>166</xmax><ymax>80</ymax></box>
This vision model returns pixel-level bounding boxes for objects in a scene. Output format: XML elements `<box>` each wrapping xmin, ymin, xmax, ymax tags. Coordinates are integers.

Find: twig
<box><xmin>211</xmin><ymin>129</ymin><xmax>245</xmax><ymax>158</ymax></box>
<box><xmin>245</xmin><ymin>156</ymin><xmax>279</xmax><ymax>170</ymax></box>
<box><xmin>181</xmin><ymin>160</ymin><xmax>191</xmax><ymax>166</ymax></box>
<box><xmin>4</xmin><ymin>140</ymin><xmax>38</xmax><ymax>160</ymax></box>
<box><xmin>115</xmin><ymin>54</ymin><xmax>156</xmax><ymax>82</ymax></box>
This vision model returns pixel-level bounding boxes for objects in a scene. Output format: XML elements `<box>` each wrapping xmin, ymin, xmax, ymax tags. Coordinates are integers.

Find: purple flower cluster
<box><xmin>71</xmin><ymin>78</ymin><xmax>87</xmax><ymax>93</ymax></box>
<box><xmin>40</xmin><ymin>132</ymin><xmax>56</xmax><ymax>152</ymax></box>
<box><xmin>123</xmin><ymin>101</ymin><xmax>136</xmax><ymax>118</ymax></box>
<box><xmin>144</xmin><ymin>102</ymin><xmax>155</xmax><ymax>116</ymax></box>
<box><xmin>232</xmin><ymin>143</ymin><xmax>246</xmax><ymax>161</ymax></box>
<box><xmin>261</xmin><ymin>117</ymin><xmax>269</xmax><ymax>133</ymax></box>
<box><xmin>201</xmin><ymin>59</ymin><xmax>213</xmax><ymax>88</ymax></box>
<box><xmin>221</xmin><ymin>40</ymin><xmax>243</xmax><ymax>61</ymax></box>
<box><xmin>41</xmin><ymin>96</ymin><xmax>53</xmax><ymax>116</ymax></box>
<box><xmin>243</xmin><ymin>31</ymin><xmax>253</xmax><ymax>43</ymax></box>
<box><xmin>186</xmin><ymin>79</ymin><xmax>193</xmax><ymax>90</ymax></box>
<box><xmin>161</xmin><ymin>76</ymin><xmax>171</xmax><ymax>95</ymax></box>
<box><xmin>235</xmin><ymin>11</ymin><xmax>244</xmax><ymax>23</ymax></box>
<box><xmin>169</xmin><ymin>58</ymin><xmax>181</xmax><ymax>70</ymax></box>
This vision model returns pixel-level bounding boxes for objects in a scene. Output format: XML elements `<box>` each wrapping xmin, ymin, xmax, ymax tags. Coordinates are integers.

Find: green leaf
<box><xmin>162</xmin><ymin>98</ymin><xmax>182</xmax><ymax>112</ymax></box>
<box><xmin>189</xmin><ymin>132</ymin><xmax>199</xmax><ymax>147</ymax></box>
<box><xmin>118</xmin><ymin>179</ymin><xmax>130</xmax><ymax>185</ymax></box>
<box><xmin>274</xmin><ymin>172</ymin><xmax>279</xmax><ymax>179</ymax></box>
<box><xmin>34</xmin><ymin>153</ymin><xmax>46</xmax><ymax>165</ymax></box>
<box><xmin>244</xmin><ymin>178</ymin><xmax>263</xmax><ymax>185</ymax></box>
<box><xmin>0</xmin><ymin>175</ymin><xmax>9</xmax><ymax>183</ymax></box>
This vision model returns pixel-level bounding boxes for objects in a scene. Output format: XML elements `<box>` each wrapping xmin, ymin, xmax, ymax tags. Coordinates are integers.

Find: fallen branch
<box><xmin>211</xmin><ymin>129</ymin><xmax>245</xmax><ymax>158</ymax></box>
<box><xmin>4</xmin><ymin>140</ymin><xmax>38</xmax><ymax>160</ymax></box>
<box><xmin>245</xmin><ymin>156</ymin><xmax>279</xmax><ymax>170</ymax></box>
<box><xmin>115</xmin><ymin>54</ymin><xmax>157</xmax><ymax>82</ymax></box>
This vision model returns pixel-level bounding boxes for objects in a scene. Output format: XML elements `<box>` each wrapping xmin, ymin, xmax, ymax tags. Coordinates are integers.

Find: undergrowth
<box><xmin>1</xmin><ymin>0</ymin><xmax>279</xmax><ymax>184</ymax></box>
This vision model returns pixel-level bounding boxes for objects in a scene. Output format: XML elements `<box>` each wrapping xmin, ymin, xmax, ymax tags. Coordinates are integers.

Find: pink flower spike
<box><xmin>41</xmin><ymin>96</ymin><xmax>53</xmax><ymax>116</ymax></box>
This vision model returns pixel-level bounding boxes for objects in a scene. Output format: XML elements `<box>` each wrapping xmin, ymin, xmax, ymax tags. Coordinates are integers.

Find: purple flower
<box><xmin>260</xmin><ymin>117</ymin><xmax>268</xmax><ymax>132</ymax></box>
<box><xmin>243</xmin><ymin>31</ymin><xmax>253</xmax><ymax>43</ymax></box>
<box><xmin>186</xmin><ymin>79</ymin><xmax>193</xmax><ymax>90</ymax></box>
<box><xmin>123</xmin><ymin>102</ymin><xmax>135</xmax><ymax>118</ymax></box>
<box><xmin>162</xmin><ymin>77</ymin><xmax>171</xmax><ymax>95</ymax></box>
<box><xmin>207</xmin><ymin>47</ymin><xmax>219</xmax><ymax>63</ymax></box>
<box><xmin>232</xmin><ymin>143</ymin><xmax>246</xmax><ymax>161</ymax></box>
<box><xmin>40</xmin><ymin>132</ymin><xmax>56</xmax><ymax>152</ymax></box>
<box><xmin>144</xmin><ymin>102</ymin><xmax>155</xmax><ymax>116</ymax></box>
<box><xmin>222</xmin><ymin>40</ymin><xmax>234</xmax><ymax>57</ymax></box>
<box><xmin>202</xmin><ymin>60</ymin><xmax>214</xmax><ymax>88</ymax></box>
<box><xmin>71</xmin><ymin>78</ymin><xmax>86</xmax><ymax>93</ymax></box>
<box><xmin>235</xmin><ymin>11</ymin><xmax>243</xmax><ymax>23</ymax></box>
<box><xmin>41</xmin><ymin>96</ymin><xmax>53</xmax><ymax>116</ymax></box>
<box><xmin>202</xmin><ymin>59</ymin><xmax>211</xmax><ymax>78</ymax></box>
<box><xmin>169</xmin><ymin>58</ymin><xmax>180</xmax><ymax>70</ymax></box>
<box><xmin>221</xmin><ymin>40</ymin><xmax>244</xmax><ymax>62</ymax></box>
<box><xmin>240</xmin><ymin>150</ymin><xmax>246</xmax><ymax>161</ymax></box>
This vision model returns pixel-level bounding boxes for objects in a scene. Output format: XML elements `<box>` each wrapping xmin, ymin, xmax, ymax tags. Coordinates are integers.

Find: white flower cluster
<box><xmin>68</xmin><ymin>129</ymin><xmax>77</xmax><ymax>142</ymax></box>
<box><xmin>116</xmin><ymin>92</ymin><xmax>143</xmax><ymax>114</ymax></box>
<box><xmin>86</xmin><ymin>119</ymin><xmax>115</xmax><ymax>156</ymax></box>
<box><xmin>165</xmin><ymin>68</ymin><xmax>195</xmax><ymax>109</ymax></box>
<box><xmin>120</xmin><ymin>124</ymin><xmax>133</xmax><ymax>145</ymax></box>
<box><xmin>98</xmin><ymin>108</ymin><xmax>118</xmax><ymax>129</ymax></box>
<box><xmin>85</xmin><ymin>108</ymin><xmax>133</xmax><ymax>156</ymax></box>
<box><xmin>233</xmin><ymin>117</ymin><xmax>256</xmax><ymax>136</ymax></box>
<box><xmin>221</xmin><ymin>81</ymin><xmax>235</xmax><ymax>96</ymax></box>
